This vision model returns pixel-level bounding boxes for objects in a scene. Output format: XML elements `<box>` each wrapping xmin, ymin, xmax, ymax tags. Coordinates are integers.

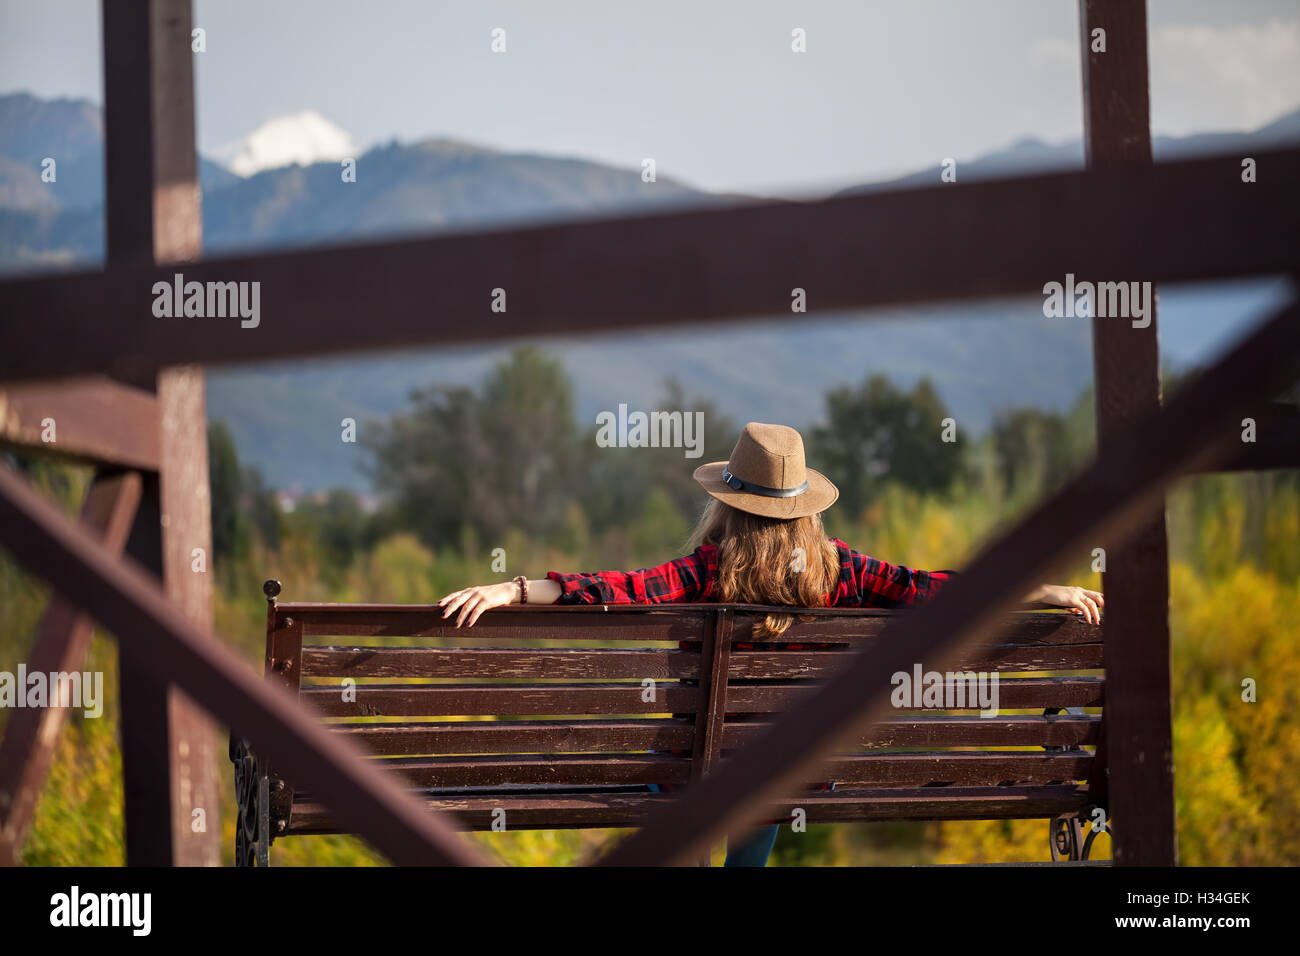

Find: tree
<box><xmin>365</xmin><ymin>347</ymin><xmax>579</xmax><ymax>548</ymax></box>
<box><xmin>809</xmin><ymin>375</ymin><xmax>964</xmax><ymax>519</ymax></box>
<box><xmin>990</xmin><ymin>408</ymin><xmax>1072</xmax><ymax>498</ymax></box>
<box><xmin>208</xmin><ymin>421</ymin><xmax>244</xmax><ymax>562</ymax></box>
<box><xmin>575</xmin><ymin>378</ymin><xmax>736</xmax><ymax>536</ymax></box>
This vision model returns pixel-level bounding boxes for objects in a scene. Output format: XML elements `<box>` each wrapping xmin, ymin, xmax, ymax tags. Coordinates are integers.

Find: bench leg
<box><xmin>1049</xmin><ymin>815</ymin><xmax>1083</xmax><ymax>861</ymax></box>
<box><xmin>1049</xmin><ymin>814</ymin><xmax>1106</xmax><ymax>861</ymax></box>
<box><xmin>230</xmin><ymin>734</ymin><xmax>270</xmax><ymax>867</ymax></box>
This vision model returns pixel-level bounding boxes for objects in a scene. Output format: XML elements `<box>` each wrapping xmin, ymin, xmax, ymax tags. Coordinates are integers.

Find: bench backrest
<box><xmin>261</xmin><ymin>591</ymin><xmax>1105</xmax><ymax>832</ymax></box>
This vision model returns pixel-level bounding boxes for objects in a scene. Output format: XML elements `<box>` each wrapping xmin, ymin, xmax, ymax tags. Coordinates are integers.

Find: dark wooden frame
<box><xmin>0</xmin><ymin>0</ymin><xmax>1294</xmax><ymax>866</ymax></box>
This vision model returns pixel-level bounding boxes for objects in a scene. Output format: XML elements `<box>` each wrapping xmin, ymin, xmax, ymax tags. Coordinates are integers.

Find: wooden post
<box><xmin>1079</xmin><ymin>0</ymin><xmax>1177</xmax><ymax>865</ymax></box>
<box><xmin>103</xmin><ymin>0</ymin><xmax>220</xmax><ymax>866</ymax></box>
<box><xmin>688</xmin><ymin>609</ymin><xmax>733</xmax><ymax>865</ymax></box>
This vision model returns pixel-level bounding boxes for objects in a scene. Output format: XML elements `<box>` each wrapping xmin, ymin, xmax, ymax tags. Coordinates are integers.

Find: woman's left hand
<box><xmin>1029</xmin><ymin>584</ymin><xmax>1104</xmax><ymax>624</ymax></box>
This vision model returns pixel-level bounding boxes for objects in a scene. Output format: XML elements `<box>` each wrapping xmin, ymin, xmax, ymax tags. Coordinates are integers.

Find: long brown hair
<box><xmin>686</xmin><ymin>498</ymin><xmax>840</xmax><ymax>637</ymax></box>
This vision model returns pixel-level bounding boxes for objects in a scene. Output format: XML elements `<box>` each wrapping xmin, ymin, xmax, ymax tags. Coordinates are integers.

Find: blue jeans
<box><xmin>724</xmin><ymin>824</ymin><xmax>780</xmax><ymax>867</ymax></box>
<box><xmin>647</xmin><ymin>784</ymin><xmax>779</xmax><ymax>866</ymax></box>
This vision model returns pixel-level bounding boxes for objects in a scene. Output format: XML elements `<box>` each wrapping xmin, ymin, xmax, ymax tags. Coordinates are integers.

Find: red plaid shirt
<box><xmin>547</xmin><ymin>540</ymin><xmax>955</xmax><ymax>805</ymax></box>
<box><xmin>546</xmin><ymin>538</ymin><xmax>952</xmax><ymax>609</ymax></box>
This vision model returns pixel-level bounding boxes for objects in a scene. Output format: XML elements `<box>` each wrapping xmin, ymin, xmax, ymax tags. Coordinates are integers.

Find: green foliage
<box><xmin>209</xmin><ymin>421</ymin><xmax>245</xmax><ymax>563</ymax></box>
<box><xmin>364</xmin><ymin>347</ymin><xmax>579</xmax><ymax>548</ymax></box>
<box><xmin>809</xmin><ymin>375</ymin><xmax>966</xmax><ymax>521</ymax></box>
<box><xmin>207</xmin><ymin>421</ymin><xmax>281</xmax><ymax>570</ymax></box>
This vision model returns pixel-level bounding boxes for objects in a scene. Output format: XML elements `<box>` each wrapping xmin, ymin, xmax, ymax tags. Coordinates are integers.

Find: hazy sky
<box><xmin>2</xmin><ymin>0</ymin><xmax>1298</xmax><ymax>195</ymax></box>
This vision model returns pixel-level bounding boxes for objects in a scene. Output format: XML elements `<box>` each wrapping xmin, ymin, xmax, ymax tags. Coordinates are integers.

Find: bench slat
<box><xmin>277</xmin><ymin>605</ymin><xmax>1096</xmax><ymax>646</ymax></box>
<box><xmin>302</xmin><ymin>682</ymin><xmax>702</xmax><ymax>716</ymax></box>
<box><xmin>298</xmin><ymin>676</ymin><xmax>1103</xmax><ymax>717</ymax></box>
<box><xmin>302</xmin><ymin>647</ymin><xmax>700</xmax><ymax>679</ymax></box>
<box><xmin>724</xmin><ymin>715</ymin><xmax>1099</xmax><ymax>749</ymax></box>
<box><xmin>329</xmin><ymin>718</ymin><xmax>698</xmax><ymax>755</ymax></box>
<box><xmin>726</xmin><ymin>677</ymin><xmax>1102</xmax><ymax>712</ymax></box>
<box><xmin>730</xmin><ymin>613</ymin><xmax>1098</xmax><ymax>646</ymax></box>
<box><xmin>283</xmin><ymin>607</ymin><xmax>707</xmax><ymax>641</ymax></box>
<box><xmin>287</xmin><ymin>784</ymin><xmax>1091</xmax><ymax>832</ymax></box>
<box><xmin>729</xmin><ymin>645</ymin><xmax>1104</xmax><ymax>677</ymax></box>
<box><xmin>322</xmin><ymin>714</ymin><xmax>1098</xmax><ymax>755</ymax></box>
<box><xmin>301</xmin><ymin>645</ymin><xmax>1103</xmax><ymax>681</ymax></box>
<box><xmin>303</xmin><ymin>750</ymin><xmax>1091</xmax><ymax>789</ymax></box>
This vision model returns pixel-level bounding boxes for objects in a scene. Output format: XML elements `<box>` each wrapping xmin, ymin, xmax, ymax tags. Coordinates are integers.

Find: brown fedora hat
<box><xmin>693</xmin><ymin>422</ymin><xmax>838</xmax><ymax>520</ymax></box>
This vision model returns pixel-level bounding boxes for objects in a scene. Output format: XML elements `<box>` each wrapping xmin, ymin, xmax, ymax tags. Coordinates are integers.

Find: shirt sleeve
<box><xmin>546</xmin><ymin>546</ymin><xmax>715</xmax><ymax>605</ymax></box>
<box><xmin>831</xmin><ymin>539</ymin><xmax>956</xmax><ymax>609</ymax></box>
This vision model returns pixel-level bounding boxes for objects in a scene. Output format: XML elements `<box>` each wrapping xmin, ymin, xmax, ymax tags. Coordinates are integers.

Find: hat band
<box><xmin>721</xmin><ymin>467</ymin><xmax>810</xmax><ymax>499</ymax></box>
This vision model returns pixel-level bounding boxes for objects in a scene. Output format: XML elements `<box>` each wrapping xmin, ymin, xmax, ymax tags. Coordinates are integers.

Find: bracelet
<box><xmin>515</xmin><ymin>575</ymin><xmax>528</xmax><ymax>605</ymax></box>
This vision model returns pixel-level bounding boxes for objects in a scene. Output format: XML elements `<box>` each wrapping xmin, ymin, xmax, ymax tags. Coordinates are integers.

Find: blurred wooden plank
<box><xmin>1203</xmin><ymin>403</ymin><xmax>1300</xmax><ymax>472</ymax></box>
<box><xmin>0</xmin><ymin>377</ymin><xmax>161</xmax><ymax>470</ymax></box>
<box><xmin>0</xmin><ymin>471</ymin><xmax>141</xmax><ymax>865</ymax></box>
<box><xmin>0</xmin><ymin>145</ymin><xmax>1297</xmax><ymax>383</ymax></box>
<box><xmin>1081</xmin><ymin>0</ymin><xmax>1175</xmax><ymax>866</ymax></box>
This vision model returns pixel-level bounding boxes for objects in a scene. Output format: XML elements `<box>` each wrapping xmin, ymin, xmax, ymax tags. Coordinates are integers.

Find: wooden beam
<box><xmin>102</xmin><ymin>0</ymin><xmax>219</xmax><ymax>867</ymax></box>
<box><xmin>0</xmin><ymin>461</ymin><xmax>491</xmax><ymax>866</ymax></box>
<box><xmin>0</xmin><ymin>146</ymin><xmax>1296</xmax><ymax>383</ymax></box>
<box><xmin>1081</xmin><ymin>0</ymin><xmax>1176</xmax><ymax>866</ymax></box>
<box><xmin>1202</xmin><ymin>402</ymin><xmax>1300</xmax><ymax>472</ymax></box>
<box><xmin>0</xmin><ymin>471</ymin><xmax>142</xmax><ymax>865</ymax></box>
<box><xmin>597</xmin><ymin>299</ymin><xmax>1299</xmax><ymax>865</ymax></box>
<box><xmin>0</xmin><ymin>377</ymin><xmax>161</xmax><ymax>471</ymax></box>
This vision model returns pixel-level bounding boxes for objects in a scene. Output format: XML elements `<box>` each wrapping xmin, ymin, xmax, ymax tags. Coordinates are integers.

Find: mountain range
<box><xmin>1</xmin><ymin>91</ymin><xmax>1295</xmax><ymax>492</ymax></box>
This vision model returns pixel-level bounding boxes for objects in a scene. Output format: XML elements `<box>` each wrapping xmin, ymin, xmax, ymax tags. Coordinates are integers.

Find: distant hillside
<box><xmin>0</xmin><ymin>92</ymin><xmax>713</xmax><ymax>269</ymax></box>
<box><xmin>201</xmin><ymin>137</ymin><xmax>718</xmax><ymax>255</ymax></box>
<box><xmin>839</xmin><ymin>107</ymin><xmax>1300</xmax><ymax>193</ymax></box>
<box><xmin>1</xmin><ymin>92</ymin><xmax>1296</xmax><ymax>491</ymax></box>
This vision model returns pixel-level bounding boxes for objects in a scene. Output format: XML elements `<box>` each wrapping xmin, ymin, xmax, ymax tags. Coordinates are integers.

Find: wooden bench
<box><xmin>230</xmin><ymin>579</ymin><xmax>1109</xmax><ymax>866</ymax></box>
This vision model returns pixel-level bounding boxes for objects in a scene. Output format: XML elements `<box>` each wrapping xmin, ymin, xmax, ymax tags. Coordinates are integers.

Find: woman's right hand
<box><xmin>1029</xmin><ymin>584</ymin><xmax>1104</xmax><ymax>625</ymax></box>
<box><xmin>437</xmin><ymin>581</ymin><xmax>517</xmax><ymax>627</ymax></box>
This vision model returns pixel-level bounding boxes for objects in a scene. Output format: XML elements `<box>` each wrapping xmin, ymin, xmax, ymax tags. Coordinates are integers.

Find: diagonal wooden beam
<box><xmin>1206</xmin><ymin>402</ymin><xmax>1300</xmax><ymax>472</ymax></box>
<box><xmin>0</xmin><ymin>463</ymin><xmax>491</xmax><ymax>867</ymax></box>
<box><xmin>0</xmin><ymin>146</ymin><xmax>1296</xmax><ymax>384</ymax></box>
<box><xmin>0</xmin><ymin>470</ymin><xmax>142</xmax><ymax>865</ymax></box>
<box><xmin>598</xmin><ymin>299</ymin><xmax>1300</xmax><ymax>866</ymax></box>
<box><xmin>0</xmin><ymin>377</ymin><xmax>161</xmax><ymax>471</ymax></box>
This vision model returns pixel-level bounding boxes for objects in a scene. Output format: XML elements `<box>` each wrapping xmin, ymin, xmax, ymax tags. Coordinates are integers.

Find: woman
<box><xmin>438</xmin><ymin>422</ymin><xmax>1103</xmax><ymax>866</ymax></box>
